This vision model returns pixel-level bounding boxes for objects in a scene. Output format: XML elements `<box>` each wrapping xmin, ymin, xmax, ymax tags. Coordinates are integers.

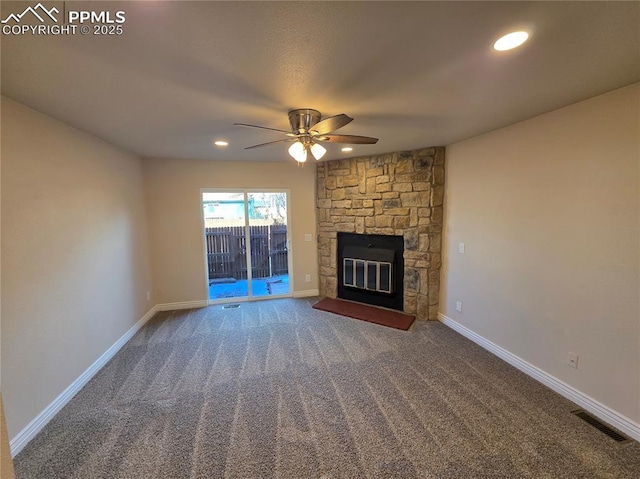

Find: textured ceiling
<box><xmin>2</xmin><ymin>1</ymin><xmax>639</xmax><ymax>162</ymax></box>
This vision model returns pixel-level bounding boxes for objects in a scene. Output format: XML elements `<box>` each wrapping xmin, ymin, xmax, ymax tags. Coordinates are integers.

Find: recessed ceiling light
<box><xmin>341</xmin><ymin>147</ymin><xmax>353</xmax><ymax>152</ymax></box>
<box><xmin>493</xmin><ymin>31</ymin><xmax>529</xmax><ymax>51</ymax></box>
<box><xmin>214</xmin><ymin>140</ymin><xmax>229</xmax><ymax>147</ymax></box>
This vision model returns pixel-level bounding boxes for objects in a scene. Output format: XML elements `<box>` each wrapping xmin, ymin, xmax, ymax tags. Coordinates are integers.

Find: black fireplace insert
<box><xmin>337</xmin><ymin>232</ymin><xmax>404</xmax><ymax>311</ymax></box>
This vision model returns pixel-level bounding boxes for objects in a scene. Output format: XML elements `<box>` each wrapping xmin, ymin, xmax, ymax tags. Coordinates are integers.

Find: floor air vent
<box><xmin>571</xmin><ymin>410</ymin><xmax>630</xmax><ymax>443</ymax></box>
<box><xmin>222</xmin><ymin>304</ymin><xmax>241</xmax><ymax>309</ymax></box>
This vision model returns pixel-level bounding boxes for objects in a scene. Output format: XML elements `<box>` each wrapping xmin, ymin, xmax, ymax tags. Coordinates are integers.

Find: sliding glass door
<box><xmin>202</xmin><ymin>190</ymin><xmax>291</xmax><ymax>302</ymax></box>
<box><xmin>203</xmin><ymin>191</ymin><xmax>249</xmax><ymax>300</ymax></box>
<box><xmin>246</xmin><ymin>192</ymin><xmax>290</xmax><ymax>298</ymax></box>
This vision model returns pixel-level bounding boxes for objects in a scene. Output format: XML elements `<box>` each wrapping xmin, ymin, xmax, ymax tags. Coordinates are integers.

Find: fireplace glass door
<box><xmin>343</xmin><ymin>258</ymin><xmax>393</xmax><ymax>293</ymax></box>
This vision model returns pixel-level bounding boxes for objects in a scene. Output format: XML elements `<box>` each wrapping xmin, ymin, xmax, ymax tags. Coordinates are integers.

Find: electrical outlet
<box><xmin>305</xmin><ymin>274</ymin><xmax>311</xmax><ymax>283</ymax></box>
<box><xmin>304</xmin><ymin>234</ymin><xmax>313</xmax><ymax>242</ymax></box>
<box><xmin>146</xmin><ymin>291</ymin><xmax>151</xmax><ymax>302</ymax></box>
<box><xmin>567</xmin><ymin>352</ymin><xmax>579</xmax><ymax>369</ymax></box>
<box><xmin>455</xmin><ymin>301</ymin><xmax>462</xmax><ymax>312</ymax></box>
<box><xmin>459</xmin><ymin>242</ymin><xmax>466</xmax><ymax>254</ymax></box>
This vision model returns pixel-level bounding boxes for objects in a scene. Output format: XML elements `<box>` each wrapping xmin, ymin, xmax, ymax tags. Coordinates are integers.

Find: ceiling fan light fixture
<box><xmin>214</xmin><ymin>140</ymin><xmax>229</xmax><ymax>146</ymax></box>
<box><xmin>237</xmin><ymin>109</ymin><xmax>378</xmax><ymax>162</ymax></box>
<box><xmin>288</xmin><ymin>141</ymin><xmax>307</xmax><ymax>163</ymax></box>
<box><xmin>310</xmin><ymin>142</ymin><xmax>327</xmax><ymax>160</ymax></box>
<box><xmin>341</xmin><ymin>147</ymin><xmax>353</xmax><ymax>152</ymax></box>
<box><xmin>493</xmin><ymin>31</ymin><xmax>529</xmax><ymax>51</ymax></box>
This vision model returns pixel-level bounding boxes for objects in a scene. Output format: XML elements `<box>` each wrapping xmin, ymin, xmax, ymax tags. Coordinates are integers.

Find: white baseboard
<box><xmin>438</xmin><ymin>313</ymin><xmax>640</xmax><ymax>442</ymax></box>
<box><xmin>155</xmin><ymin>300</ymin><xmax>209</xmax><ymax>311</ymax></box>
<box><xmin>293</xmin><ymin>289</ymin><xmax>319</xmax><ymax>298</ymax></box>
<box><xmin>9</xmin><ymin>305</ymin><xmax>158</xmax><ymax>457</ymax></box>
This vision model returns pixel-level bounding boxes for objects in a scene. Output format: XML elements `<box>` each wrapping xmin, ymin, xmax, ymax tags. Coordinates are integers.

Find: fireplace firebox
<box><xmin>337</xmin><ymin>232</ymin><xmax>404</xmax><ymax>311</ymax></box>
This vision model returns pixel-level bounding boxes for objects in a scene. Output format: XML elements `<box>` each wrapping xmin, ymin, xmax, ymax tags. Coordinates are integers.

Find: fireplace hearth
<box><xmin>337</xmin><ymin>232</ymin><xmax>404</xmax><ymax>311</ymax></box>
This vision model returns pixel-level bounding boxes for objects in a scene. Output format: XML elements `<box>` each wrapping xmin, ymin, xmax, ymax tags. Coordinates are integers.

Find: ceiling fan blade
<box><xmin>310</xmin><ymin>114</ymin><xmax>353</xmax><ymax>135</ymax></box>
<box><xmin>318</xmin><ymin>134</ymin><xmax>378</xmax><ymax>144</ymax></box>
<box><xmin>244</xmin><ymin>138</ymin><xmax>296</xmax><ymax>150</ymax></box>
<box><xmin>234</xmin><ymin>123</ymin><xmax>292</xmax><ymax>134</ymax></box>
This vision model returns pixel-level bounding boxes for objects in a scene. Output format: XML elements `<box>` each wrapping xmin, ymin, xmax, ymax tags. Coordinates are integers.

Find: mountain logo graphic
<box><xmin>1</xmin><ymin>3</ymin><xmax>59</xmax><ymax>24</ymax></box>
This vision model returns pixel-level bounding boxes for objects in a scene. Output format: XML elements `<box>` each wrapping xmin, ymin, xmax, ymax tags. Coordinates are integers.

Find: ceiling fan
<box><xmin>234</xmin><ymin>109</ymin><xmax>378</xmax><ymax>163</ymax></box>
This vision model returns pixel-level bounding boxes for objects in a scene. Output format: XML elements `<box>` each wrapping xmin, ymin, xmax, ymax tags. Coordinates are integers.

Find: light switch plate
<box><xmin>459</xmin><ymin>242</ymin><xmax>465</xmax><ymax>254</ymax></box>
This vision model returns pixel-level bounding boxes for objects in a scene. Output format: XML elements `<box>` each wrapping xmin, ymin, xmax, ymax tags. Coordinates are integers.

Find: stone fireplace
<box><xmin>316</xmin><ymin>147</ymin><xmax>444</xmax><ymax>320</ymax></box>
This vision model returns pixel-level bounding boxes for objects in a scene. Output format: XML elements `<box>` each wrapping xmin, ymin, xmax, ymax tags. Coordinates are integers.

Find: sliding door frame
<box><xmin>200</xmin><ymin>188</ymin><xmax>293</xmax><ymax>305</ymax></box>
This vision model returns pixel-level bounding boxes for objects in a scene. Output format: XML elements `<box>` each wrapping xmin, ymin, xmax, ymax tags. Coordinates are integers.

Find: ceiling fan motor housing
<box><xmin>288</xmin><ymin>109</ymin><xmax>321</xmax><ymax>134</ymax></box>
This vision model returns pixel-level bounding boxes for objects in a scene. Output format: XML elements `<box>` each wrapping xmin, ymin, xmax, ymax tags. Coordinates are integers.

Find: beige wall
<box><xmin>441</xmin><ymin>84</ymin><xmax>639</xmax><ymax>422</ymax></box>
<box><xmin>1</xmin><ymin>97</ymin><xmax>153</xmax><ymax>438</ymax></box>
<box><xmin>143</xmin><ymin>158</ymin><xmax>318</xmax><ymax>304</ymax></box>
<box><xmin>1</xmin><ymin>395</ymin><xmax>15</xmax><ymax>479</ymax></box>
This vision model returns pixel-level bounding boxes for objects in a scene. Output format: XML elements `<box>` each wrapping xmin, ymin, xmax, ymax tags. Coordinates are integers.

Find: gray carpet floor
<box><xmin>14</xmin><ymin>298</ymin><xmax>640</xmax><ymax>478</ymax></box>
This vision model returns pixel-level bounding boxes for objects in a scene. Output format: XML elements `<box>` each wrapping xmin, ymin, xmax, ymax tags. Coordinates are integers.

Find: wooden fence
<box><xmin>205</xmin><ymin>225</ymin><xmax>288</xmax><ymax>281</ymax></box>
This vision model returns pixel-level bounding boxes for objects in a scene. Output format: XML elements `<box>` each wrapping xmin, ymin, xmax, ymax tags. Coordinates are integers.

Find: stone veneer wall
<box><xmin>316</xmin><ymin>147</ymin><xmax>445</xmax><ymax>320</ymax></box>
